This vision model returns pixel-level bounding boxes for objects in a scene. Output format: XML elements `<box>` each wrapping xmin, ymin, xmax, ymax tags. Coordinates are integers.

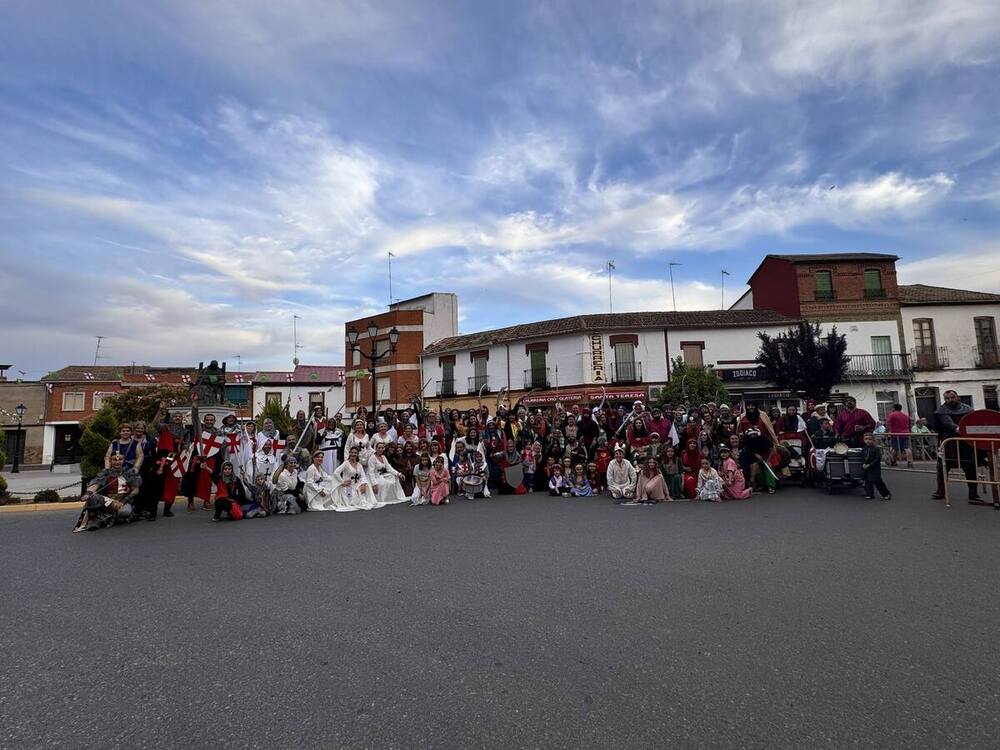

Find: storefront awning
<box><xmin>521</xmin><ymin>387</ymin><xmax>648</xmax><ymax>406</ymax></box>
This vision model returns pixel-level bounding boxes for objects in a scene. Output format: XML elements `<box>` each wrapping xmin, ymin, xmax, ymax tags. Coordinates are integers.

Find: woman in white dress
<box><xmin>304</xmin><ymin>451</ymin><xmax>338</xmax><ymax>511</ymax></box>
<box><xmin>411</xmin><ymin>453</ymin><xmax>432</xmax><ymax>505</ymax></box>
<box><xmin>344</xmin><ymin>419</ymin><xmax>372</xmax><ymax>462</ymax></box>
<box><xmin>367</xmin><ymin>441</ymin><xmax>408</xmax><ymax>505</ymax></box>
<box><xmin>370</xmin><ymin>421</ymin><xmax>394</xmax><ymax>452</ymax></box>
<box><xmin>329</xmin><ymin>446</ymin><xmax>381</xmax><ymax>511</ymax></box>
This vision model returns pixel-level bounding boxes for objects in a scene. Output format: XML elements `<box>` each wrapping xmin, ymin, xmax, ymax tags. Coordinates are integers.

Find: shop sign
<box><xmin>589</xmin><ymin>334</ymin><xmax>606</xmax><ymax>383</ymax></box>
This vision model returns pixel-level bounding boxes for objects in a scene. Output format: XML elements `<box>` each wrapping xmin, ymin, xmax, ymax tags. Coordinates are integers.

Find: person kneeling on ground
<box><xmin>861</xmin><ymin>432</ymin><xmax>892</xmax><ymax>501</ymax></box>
<box><xmin>719</xmin><ymin>447</ymin><xmax>752</xmax><ymax>500</ymax></box>
<box><xmin>271</xmin><ymin>455</ymin><xmax>303</xmax><ymax>515</ymax></box>
<box><xmin>606</xmin><ymin>446</ymin><xmax>637</xmax><ymax>503</ymax></box>
<box><xmin>213</xmin><ymin>461</ymin><xmax>246</xmax><ymax>521</ymax></box>
<box><xmin>74</xmin><ymin>453</ymin><xmax>141</xmax><ymax>533</ymax></box>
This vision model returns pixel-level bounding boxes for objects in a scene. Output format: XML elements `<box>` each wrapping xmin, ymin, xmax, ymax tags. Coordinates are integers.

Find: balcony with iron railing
<box><xmin>436</xmin><ymin>378</ymin><xmax>456</xmax><ymax>397</ymax></box>
<box><xmin>467</xmin><ymin>375</ymin><xmax>490</xmax><ymax>393</ymax></box>
<box><xmin>845</xmin><ymin>353</ymin><xmax>911</xmax><ymax>379</ymax></box>
<box><xmin>523</xmin><ymin>368</ymin><xmax>551</xmax><ymax>389</ymax></box>
<box><xmin>910</xmin><ymin>346</ymin><xmax>949</xmax><ymax>370</ymax></box>
<box><xmin>975</xmin><ymin>345</ymin><xmax>1000</xmax><ymax>368</ymax></box>
<box><xmin>609</xmin><ymin>361</ymin><xmax>643</xmax><ymax>384</ymax></box>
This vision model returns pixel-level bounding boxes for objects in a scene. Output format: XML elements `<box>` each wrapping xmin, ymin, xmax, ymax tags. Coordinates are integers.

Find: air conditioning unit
<box><xmin>648</xmin><ymin>386</ymin><xmax>664</xmax><ymax>401</ymax></box>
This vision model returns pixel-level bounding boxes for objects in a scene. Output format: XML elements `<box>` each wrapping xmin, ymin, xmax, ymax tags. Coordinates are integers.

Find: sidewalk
<box><xmin>1</xmin><ymin>466</ymin><xmax>82</xmax><ymax>498</ymax></box>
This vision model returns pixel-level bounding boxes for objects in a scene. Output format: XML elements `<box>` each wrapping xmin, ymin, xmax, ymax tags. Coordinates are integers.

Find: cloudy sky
<box><xmin>2</xmin><ymin>1</ymin><xmax>1000</xmax><ymax>378</ymax></box>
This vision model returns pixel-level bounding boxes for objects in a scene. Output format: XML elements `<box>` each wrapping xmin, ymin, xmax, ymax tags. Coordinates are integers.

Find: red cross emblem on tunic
<box><xmin>169</xmin><ymin>453</ymin><xmax>188</xmax><ymax>478</ymax></box>
<box><xmin>226</xmin><ymin>433</ymin><xmax>242</xmax><ymax>452</ymax></box>
<box><xmin>199</xmin><ymin>431</ymin><xmax>224</xmax><ymax>458</ymax></box>
<box><xmin>269</xmin><ymin>438</ymin><xmax>286</xmax><ymax>454</ymax></box>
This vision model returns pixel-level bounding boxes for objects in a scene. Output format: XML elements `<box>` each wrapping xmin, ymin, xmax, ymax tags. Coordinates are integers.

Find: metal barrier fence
<box><xmin>873</xmin><ymin>432</ymin><xmax>938</xmax><ymax>463</ymax></box>
<box><xmin>937</xmin><ymin>436</ymin><xmax>1000</xmax><ymax>509</ymax></box>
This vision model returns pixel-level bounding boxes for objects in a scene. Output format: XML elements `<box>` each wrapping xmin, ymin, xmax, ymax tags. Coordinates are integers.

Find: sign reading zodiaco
<box><xmin>589</xmin><ymin>334</ymin><xmax>606</xmax><ymax>383</ymax></box>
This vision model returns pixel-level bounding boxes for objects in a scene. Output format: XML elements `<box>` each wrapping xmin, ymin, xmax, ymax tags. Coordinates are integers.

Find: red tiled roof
<box><xmin>43</xmin><ymin>365</ymin><xmax>196</xmax><ymax>383</ymax></box>
<box><xmin>423</xmin><ymin>310</ymin><xmax>799</xmax><ymax>354</ymax></box>
<box><xmin>898</xmin><ymin>284</ymin><xmax>1000</xmax><ymax>306</ymax></box>
<box><xmin>253</xmin><ymin>366</ymin><xmax>344</xmax><ymax>385</ymax></box>
<box><xmin>766</xmin><ymin>252</ymin><xmax>899</xmax><ymax>263</ymax></box>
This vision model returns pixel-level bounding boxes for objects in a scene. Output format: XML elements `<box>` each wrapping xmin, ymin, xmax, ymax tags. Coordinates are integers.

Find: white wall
<box><xmin>901</xmin><ymin>303</ymin><xmax>1000</xmax><ymax>369</ymax></box>
<box><xmin>396</xmin><ymin>292</ymin><xmax>459</xmax><ymax>347</ymax></box>
<box><xmin>814</xmin><ymin>319</ymin><xmax>903</xmax><ymax>355</ymax></box>
<box><xmin>252</xmin><ymin>384</ymin><xmax>346</xmax><ymax>417</ymax></box>
<box><xmin>666</xmin><ymin>325</ymin><xmax>787</xmax><ymax>366</ymax></box>
<box><xmin>423</xmin><ymin>328</ymin><xmax>670</xmax><ymax>396</ymax></box>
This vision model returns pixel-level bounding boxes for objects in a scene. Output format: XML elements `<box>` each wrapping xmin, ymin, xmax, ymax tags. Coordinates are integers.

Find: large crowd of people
<box><xmin>73</xmin><ymin>389</ymin><xmax>980</xmax><ymax>532</ymax></box>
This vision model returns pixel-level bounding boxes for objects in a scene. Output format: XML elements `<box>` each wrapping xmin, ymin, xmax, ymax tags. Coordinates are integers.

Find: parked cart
<box><xmin>810</xmin><ymin>443</ymin><xmax>865</xmax><ymax>494</ymax></box>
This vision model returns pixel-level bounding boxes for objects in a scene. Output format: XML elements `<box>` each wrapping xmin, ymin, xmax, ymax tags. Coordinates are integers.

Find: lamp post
<box><xmin>347</xmin><ymin>322</ymin><xmax>399</xmax><ymax>418</ymax></box>
<box><xmin>12</xmin><ymin>402</ymin><xmax>26</xmax><ymax>473</ymax></box>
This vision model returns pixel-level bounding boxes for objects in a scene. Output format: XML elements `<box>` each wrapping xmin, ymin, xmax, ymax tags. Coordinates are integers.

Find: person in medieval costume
<box><xmin>606</xmin><ymin>446</ymin><xmax>638</xmax><ymax>502</ymax></box>
<box><xmin>316</xmin><ymin>418</ymin><xmax>344</xmax><ymax>474</ymax></box>
<box><xmin>104</xmin><ymin>423</ymin><xmax>143</xmax><ymax>471</ymax></box>
<box><xmin>367</xmin><ymin>441</ymin><xmax>408</xmax><ymax>505</ymax></box>
<box><xmin>218</xmin><ymin>413</ymin><xmax>245</xmax><ymax>482</ymax></box>
<box><xmin>271</xmin><ymin>454</ymin><xmax>303</xmax><ymax>515</ymax></box>
<box><xmin>344</xmin><ymin>418</ymin><xmax>372</xmax><ymax>462</ymax></box>
<box><xmin>150</xmin><ymin>402</ymin><xmax>192</xmax><ymax>518</ymax></box>
<box><xmin>185</xmin><ymin>411</ymin><xmax>226</xmax><ymax>512</ymax></box>
<box><xmin>256</xmin><ymin>418</ymin><xmax>282</xmax><ymax>457</ymax></box>
<box><xmin>329</xmin><ymin>446</ymin><xmax>382</xmax><ymax>511</ymax></box>
<box><xmin>304</xmin><ymin>450</ymin><xmax>339</xmax><ymax>511</ymax></box>
<box><xmin>252</xmin><ymin>439</ymin><xmax>280</xmax><ymax>486</ymax></box>
<box><xmin>73</xmin><ymin>453</ymin><xmax>141</xmax><ymax>532</ymax></box>
<box><xmin>131</xmin><ymin>420</ymin><xmax>159</xmax><ymax>520</ymax></box>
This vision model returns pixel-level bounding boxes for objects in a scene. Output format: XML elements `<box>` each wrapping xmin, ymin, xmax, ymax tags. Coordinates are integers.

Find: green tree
<box><xmin>655</xmin><ymin>358</ymin><xmax>730</xmax><ymax>407</ymax></box>
<box><xmin>79</xmin><ymin>407</ymin><xmax>118</xmax><ymax>478</ymax></box>
<box><xmin>756</xmin><ymin>322</ymin><xmax>849</xmax><ymax>402</ymax></box>
<box><xmin>256</xmin><ymin>398</ymin><xmax>294</xmax><ymax>435</ymax></box>
<box><xmin>102</xmin><ymin>385</ymin><xmax>190</xmax><ymax>425</ymax></box>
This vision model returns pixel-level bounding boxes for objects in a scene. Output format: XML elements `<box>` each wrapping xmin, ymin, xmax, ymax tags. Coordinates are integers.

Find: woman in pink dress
<box><xmin>719</xmin><ymin>446</ymin><xmax>752</xmax><ymax>500</ymax></box>
<box><xmin>636</xmin><ymin>457</ymin><xmax>670</xmax><ymax>503</ymax></box>
<box><xmin>429</xmin><ymin>455</ymin><xmax>451</xmax><ymax>506</ymax></box>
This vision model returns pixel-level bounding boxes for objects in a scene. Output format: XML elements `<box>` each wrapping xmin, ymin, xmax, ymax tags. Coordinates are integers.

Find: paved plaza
<box><xmin>2</xmin><ymin>470</ymin><xmax>998</xmax><ymax>749</ymax></box>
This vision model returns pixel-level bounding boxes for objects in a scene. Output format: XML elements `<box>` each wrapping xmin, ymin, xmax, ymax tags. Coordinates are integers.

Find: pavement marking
<box><xmin>0</xmin><ymin>501</ymin><xmax>84</xmax><ymax>514</ymax></box>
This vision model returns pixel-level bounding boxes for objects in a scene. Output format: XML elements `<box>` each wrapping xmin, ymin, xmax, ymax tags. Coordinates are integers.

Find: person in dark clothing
<box><xmin>861</xmin><ymin>433</ymin><xmax>891</xmax><ymax>500</ymax></box>
<box><xmin>213</xmin><ymin>461</ymin><xmax>248</xmax><ymax>520</ymax></box>
<box><xmin>931</xmin><ymin>390</ymin><xmax>980</xmax><ymax>501</ymax></box>
<box><xmin>810</xmin><ymin>418</ymin><xmax>838</xmax><ymax>449</ymax></box>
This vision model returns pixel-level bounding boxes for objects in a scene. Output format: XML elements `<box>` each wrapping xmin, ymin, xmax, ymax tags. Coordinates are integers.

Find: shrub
<box><xmin>0</xmin><ymin>447</ymin><xmax>6</xmax><ymax>472</ymax></box>
<box><xmin>33</xmin><ymin>489</ymin><xmax>62</xmax><ymax>504</ymax></box>
<box><xmin>256</xmin><ymin>398</ymin><xmax>294</xmax><ymax>435</ymax></box>
<box><xmin>0</xmin><ymin>475</ymin><xmax>8</xmax><ymax>500</ymax></box>
<box><xmin>103</xmin><ymin>385</ymin><xmax>190</xmax><ymax>425</ymax></box>
<box><xmin>79</xmin><ymin>407</ymin><xmax>118</xmax><ymax>477</ymax></box>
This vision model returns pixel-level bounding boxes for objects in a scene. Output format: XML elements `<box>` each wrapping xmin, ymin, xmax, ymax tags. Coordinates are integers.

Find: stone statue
<box><xmin>190</xmin><ymin>360</ymin><xmax>227</xmax><ymax>406</ymax></box>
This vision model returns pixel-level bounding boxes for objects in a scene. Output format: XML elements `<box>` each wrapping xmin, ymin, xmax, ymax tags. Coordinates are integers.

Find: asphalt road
<box><xmin>2</xmin><ymin>470</ymin><xmax>999</xmax><ymax>749</ymax></box>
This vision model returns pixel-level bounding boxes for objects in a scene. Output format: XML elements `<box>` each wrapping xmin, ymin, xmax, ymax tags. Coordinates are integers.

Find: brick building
<box><xmin>41</xmin><ymin>365</ymin><xmax>195</xmax><ymax>464</ymax></box>
<box><xmin>344</xmin><ymin>293</ymin><xmax>458</xmax><ymax>412</ymax></box>
<box><xmin>0</xmin><ymin>368</ymin><xmax>47</xmax><ymax>467</ymax></box>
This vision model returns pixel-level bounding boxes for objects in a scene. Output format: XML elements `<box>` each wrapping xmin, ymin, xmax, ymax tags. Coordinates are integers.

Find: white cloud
<box><xmin>897</xmin><ymin>247</ymin><xmax>1000</xmax><ymax>293</ymax></box>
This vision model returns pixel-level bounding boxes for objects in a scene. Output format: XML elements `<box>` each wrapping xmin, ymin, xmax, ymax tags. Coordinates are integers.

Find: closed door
<box><xmin>530</xmin><ymin>350</ymin><xmax>547</xmax><ymax>386</ymax></box>
<box><xmin>871</xmin><ymin>336</ymin><xmax>893</xmax><ymax>372</ymax></box>
<box><xmin>4</xmin><ymin>430</ymin><xmax>25</xmax><ymax>464</ymax></box>
<box><xmin>614</xmin><ymin>342</ymin><xmax>636</xmax><ymax>381</ymax></box>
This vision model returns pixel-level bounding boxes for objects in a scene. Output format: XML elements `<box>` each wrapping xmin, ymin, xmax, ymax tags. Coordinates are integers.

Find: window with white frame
<box><xmin>92</xmin><ymin>391</ymin><xmax>114</xmax><ymax>410</ymax></box>
<box><xmin>875</xmin><ymin>390</ymin><xmax>898</xmax><ymax>422</ymax></box>
<box><xmin>62</xmin><ymin>392</ymin><xmax>85</xmax><ymax>411</ymax></box>
<box><xmin>352</xmin><ymin>379</ymin><xmax>361</xmax><ymax>402</ymax></box>
<box><xmin>377</xmin><ymin>377</ymin><xmax>390</xmax><ymax>401</ymax></box>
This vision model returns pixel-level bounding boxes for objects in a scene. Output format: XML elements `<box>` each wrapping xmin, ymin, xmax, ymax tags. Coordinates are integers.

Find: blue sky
<box><xmin>2</xmin><ymin>0</ymin><xmax>1000</xmax><ymax>378</ymax></box>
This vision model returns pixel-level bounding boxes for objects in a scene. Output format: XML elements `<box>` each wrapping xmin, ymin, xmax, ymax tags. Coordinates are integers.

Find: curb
<box><xmin>0</xmin><ymin>501</ymin><xmax>84</xmax><ymax>514</ymax></box>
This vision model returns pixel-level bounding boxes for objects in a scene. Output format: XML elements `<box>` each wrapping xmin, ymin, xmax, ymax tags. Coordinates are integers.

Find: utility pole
<box><xmin>292</xmin><ymin>315</ymin><xmax>303</xmax><ymax>366</ymax></box>
<box><xmin>388</xmin><ymin>251</ymin><xmax>395</xmax><ymax>308</ymax></box>
<box><xmin>93</xmin><ymin>336</ymin><xmax>106</xmax><ymax>366</ymax></box>
<box><xmin>607</xmin><ymin>260</ymin><xmax>616</xmax><ymax>313</ymax></box>
<box><xmin>721</xmin><ymin>269</ymin><xmax>730</xmax><ymax>310</ymax></box>
<box><xmin>668</xmin><ymin>262</ymin><xmax>681</xmax><ymax>311</ymax></box>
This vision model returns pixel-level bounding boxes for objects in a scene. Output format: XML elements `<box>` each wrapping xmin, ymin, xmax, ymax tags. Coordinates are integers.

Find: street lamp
<box><xmin>347</xmin><ymin>322</ymin><xmax>399</xmax><ymax>417</ymax></box>
<box><xmin>12</xmin><ymin>402</ymin><xmax>26</xmax><ymax>473</ymax></box>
